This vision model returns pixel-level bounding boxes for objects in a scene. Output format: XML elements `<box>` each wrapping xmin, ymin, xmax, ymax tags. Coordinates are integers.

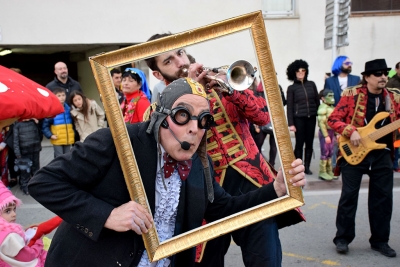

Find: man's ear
<box><xmin>152</xmin><ymin>71</ymin><xmax>164</xmax><ymax>82</ymax></box>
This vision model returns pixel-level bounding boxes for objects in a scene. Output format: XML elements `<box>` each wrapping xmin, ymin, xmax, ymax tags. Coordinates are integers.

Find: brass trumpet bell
<box><xmin>226</xmin><ymin>60</ymin><xmax>257</xmax><ymax>91</ymax></box>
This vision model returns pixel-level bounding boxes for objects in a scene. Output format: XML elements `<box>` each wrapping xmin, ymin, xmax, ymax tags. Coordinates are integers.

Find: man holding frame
<box><xmin>145</xmin><ymin>33</ymin><xmax>305</xmax><ymax>267</ymax></box>
<box><xmin>28</xmin><ymin>77</ymin><xmax>305</xmax><ymax>266</ymax></box>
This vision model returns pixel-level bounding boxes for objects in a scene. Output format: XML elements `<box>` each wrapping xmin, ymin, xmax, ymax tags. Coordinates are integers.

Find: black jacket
<box><xmin>46</xmin><ymin>76</ymin><xmax>82</xmax><ymax>103</ymax></box>
<box><xmin>286</xmin><ymin>80</ymin><xmax>320</xmax><ymax>126</ymax></box>
<box><xmin>13</xmin><ymin>120</ymin><xmax>42</xmax><ymax>157</ymax></box>
<box><xmin>28</xmin><ymin>121</ymin><xmax>278</xmax><ymax>267</ymax></box>
<box><xmin>387</xmin><ymin>75</ymin><xmax>400</xmax><ymax>89</ymax></box>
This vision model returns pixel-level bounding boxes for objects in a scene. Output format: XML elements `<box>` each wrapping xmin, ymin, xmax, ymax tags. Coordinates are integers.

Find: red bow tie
<box><xmin>163</xmin><ymin>153</ymin><xmax>192</xmax><ymax>180</ymax></box>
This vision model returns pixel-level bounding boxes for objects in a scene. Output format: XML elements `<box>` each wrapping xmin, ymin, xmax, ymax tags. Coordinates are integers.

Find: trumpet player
<box><xmin>145</xmin><ymin>33</ymin><xmax>305</xmax><ymax>267</ymax></box>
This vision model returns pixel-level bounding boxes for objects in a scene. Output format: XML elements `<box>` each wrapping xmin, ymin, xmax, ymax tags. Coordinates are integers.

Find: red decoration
<box><xmin>0</xmin><ymin>65</ymin><xmax>64</xmax><ymax>124</ymax></box>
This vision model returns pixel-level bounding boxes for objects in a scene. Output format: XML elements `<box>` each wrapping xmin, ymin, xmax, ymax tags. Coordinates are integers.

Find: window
<box><xmin>352</xmin><ymin>0</ymin><xmax>400</xmax><ymax>13</ymax></box>
<box><xmin>262</xmin><ymin>0</ymin><xmax>296</xmax><ymax>18</ymax></box>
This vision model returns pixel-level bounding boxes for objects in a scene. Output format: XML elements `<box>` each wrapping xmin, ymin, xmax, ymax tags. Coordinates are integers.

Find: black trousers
<box><xmin>7</xmin><ymin>148</ymin><xmax>18</xmax><ymax>178</ymax></box>
<box><xmin>19</xmin><ymin>152</ymin><xmax>40</xmax><ymax>189</ymax></box>
<box><xmin>196</xmin><ymin>167</ymin><xmax>282</xmax><ymax>267</ymax></box>
<box><xmin>250</xmin><ymin>126</ymin><xmax>277</xmax><ymax>167</ymax></box>
<box><xmin>293</xmin><ymin>116</ymin><xmax>316</xmax><ymax>159</ymax></box>
<box><xmin>333</xmin><ymin>150</ymin><xmax>393</xmax><ymax>246</ymax></box>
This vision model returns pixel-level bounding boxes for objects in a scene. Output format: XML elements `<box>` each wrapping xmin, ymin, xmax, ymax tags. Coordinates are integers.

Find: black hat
<box><xmin>361</xmin><ymin>59</ymin><xmax>391</xmax><ymax>75</ymax></box>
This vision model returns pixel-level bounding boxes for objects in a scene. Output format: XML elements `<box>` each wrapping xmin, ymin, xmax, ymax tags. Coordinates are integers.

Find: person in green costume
<box><xmin>317</xmin><ymin>89</ymin><xmax>337</xmax><ymax>180</ymax></box>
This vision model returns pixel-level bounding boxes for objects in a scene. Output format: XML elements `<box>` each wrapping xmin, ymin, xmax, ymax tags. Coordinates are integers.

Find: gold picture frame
<box><xmin>89</xmin><ymin>10</ymin><xmax>304</xmax><ymax>262</ymax></box>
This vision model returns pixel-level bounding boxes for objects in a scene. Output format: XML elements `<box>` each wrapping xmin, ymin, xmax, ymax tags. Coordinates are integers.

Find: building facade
<box><xmin>0</xmin><ymin>0</ymin><xmax>399</xmax><ymax>104</ymax></box>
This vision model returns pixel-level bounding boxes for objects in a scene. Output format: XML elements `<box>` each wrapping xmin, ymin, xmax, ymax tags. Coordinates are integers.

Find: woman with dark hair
<box><xmin>286</xmin><ymin>59</ymin><xmax>320</xmax><ymax>174</ymax></box>
<box><xmin>120</xmin><ymin>68</ymin><xmax>151</xmax><ymax>124</ymax></box>
<box><xmin>70</xmin><ymin>91</ymin><xmax>105</xmax><ymax>142</ymax></box>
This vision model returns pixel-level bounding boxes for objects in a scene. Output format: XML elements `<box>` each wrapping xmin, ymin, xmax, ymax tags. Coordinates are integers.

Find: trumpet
<box><xmin>183</xmin><ymin>60</ymin><xmax>258</xmax><ymax>94</ymax></box>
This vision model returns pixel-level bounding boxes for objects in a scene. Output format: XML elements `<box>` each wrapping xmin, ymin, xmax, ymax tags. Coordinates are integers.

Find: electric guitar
<box><xmin>338</xmin><ymin>112</ymin><xmax>400</xmax><ymax>165</ymax></box>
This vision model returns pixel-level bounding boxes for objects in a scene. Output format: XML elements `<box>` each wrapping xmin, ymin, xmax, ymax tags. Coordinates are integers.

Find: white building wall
<box><xmin>1</xmin><ymin>0</ymin><xmax>399</xmax><ymax>95</ymax></box>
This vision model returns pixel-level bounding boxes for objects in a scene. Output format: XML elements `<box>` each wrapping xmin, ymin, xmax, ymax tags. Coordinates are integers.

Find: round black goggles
<box><xmin>170</xmin><ymin>106</ymin><xmax>214</xmax><ymax>129</ymax></box>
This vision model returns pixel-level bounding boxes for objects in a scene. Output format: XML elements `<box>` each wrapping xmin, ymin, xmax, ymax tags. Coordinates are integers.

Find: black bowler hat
<box><xmin>361</xmin><ymin>59</ymin><xmax>391</xmax><ymax>75</ymax></box>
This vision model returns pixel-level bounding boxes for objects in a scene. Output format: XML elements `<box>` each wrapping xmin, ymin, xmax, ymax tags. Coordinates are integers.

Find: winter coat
<box><xmin>70</xmin><ymin>100</ymin><xmax>105</xmax><ymax>142</ymax></box>
<box><xmin>386</xmin><ymin>75</ymin><xmax>400</xmax><ymax>90</ymax></box>
<box><xmin>46</xmin><ymin>77</ymin><xmax>82</xmax><ymax>104</ymax></box>
<box><xmin>42</xmin><ymin>103</ymin><xmax>75</xmax><ymax>146</ymax></box>
<box><xmin>286</xmin><ymin>80</ymin><xmax>320</xmax><ymax>126</ymax></box>
<box><xmin>323</xmin><ymin>74</ymin><xmax>361</xmax><ymax>106</ymax></box>
<box><xmin>13</xmin><ymin>120</ymin><xmax>41</xmax><ymax>158</ymax></box>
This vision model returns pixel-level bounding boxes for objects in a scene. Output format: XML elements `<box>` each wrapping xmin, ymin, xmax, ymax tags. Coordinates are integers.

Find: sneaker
<box><xmin>371</xmin><ymin>243</ymin><xmax>396</xmax><ymax>257</ymax></box>
<box><xmin>336</xmin><ymin>240</ymin><xmax>349</xmax><ymax>253</ymax></box>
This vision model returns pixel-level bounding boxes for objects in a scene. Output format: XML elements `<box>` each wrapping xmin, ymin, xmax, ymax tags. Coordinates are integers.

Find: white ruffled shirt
<box><xmin>138</xmin><ymin>149</ymin><xmax>182</xmax><ymax>267</ymax></box>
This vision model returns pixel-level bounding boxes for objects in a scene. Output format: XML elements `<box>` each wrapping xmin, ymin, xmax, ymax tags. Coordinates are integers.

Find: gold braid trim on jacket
<box><xmin>341</xmin><ymin>84</ymin><xmax>363</xmax><ymax>97</ymax></box>
<box><xmin>387</xmin><ymin>88</ymin><xmax>400</xmax><ymax>104</ymax></box>
<box><xmin>142</xmin><ymin>102</ymin><xmax>157</xmax><ymax>121</ymax></box>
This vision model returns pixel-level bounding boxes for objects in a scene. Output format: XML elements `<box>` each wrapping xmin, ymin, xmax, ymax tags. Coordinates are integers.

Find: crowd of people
<box><xmin>0</xmin><ymin>47</ymin><xmax>399</xmax><ymax>266</ymax></box>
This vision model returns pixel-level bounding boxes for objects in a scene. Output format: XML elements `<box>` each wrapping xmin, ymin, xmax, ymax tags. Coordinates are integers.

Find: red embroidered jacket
<box><xmin>328</xmin><ymin>85</ymin><xmax>400</xmax><ymax>155</ymax></box>
<box><xmin>206</xmin><ymin>89</ymin><xmax>276</xmax><ymax>187</ymax></box>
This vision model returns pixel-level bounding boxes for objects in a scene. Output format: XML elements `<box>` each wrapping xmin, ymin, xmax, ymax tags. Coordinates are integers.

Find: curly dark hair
<box><xmin>286</xmin><ymin>59</ymin><xmax>309</xmax><ymax>81</ymax></box>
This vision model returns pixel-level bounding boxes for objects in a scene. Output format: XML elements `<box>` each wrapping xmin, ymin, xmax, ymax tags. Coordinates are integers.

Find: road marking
<box><xmin>308</xmin><ymin>202</ymin><xmax>337</xmax><ymax>210</ymax></box>
<box><xmin>283</xmin><ymin>252</ymin><xmax>340</xmax><ymax>266</ymax></box>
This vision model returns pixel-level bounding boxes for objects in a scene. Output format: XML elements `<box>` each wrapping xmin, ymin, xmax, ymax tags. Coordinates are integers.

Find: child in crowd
<box><xmin>0</xmin><ymin>182</ymin><xmax>47</xmax><ymax>266</ymax></box>
<box><xmin>42</xmin><ymin>88</ymin><xmax>75</xmax><ymax>158</ymax></box>
<box><xmin>13</xmin><ymin>119</ymin><xmax>42</xmax><ymax>195</ymax></box>
<box><xmin>69</xmin><ymin>91</ymin><xmax>105</xmax><ymax>142</ymax></box>
<box><xmin>317</xmin><ymin>89</ymin><xmax>336</xmax><ymax>181</ymax></box>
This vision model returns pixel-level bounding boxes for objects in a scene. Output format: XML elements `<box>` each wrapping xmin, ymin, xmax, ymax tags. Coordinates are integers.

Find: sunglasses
<box><xmin>343</xmin><ymin>61</ymin><xmax>353</xmax><ymax>66</ymax></box>
<box><xmin>371</xmin><ymin>71</ymin><xmax>389</xmax><ymax>77</ymax></box>
<box><xmin>296</xmin><ymin>68</ymin><xmax>306</xmax><ymax>73</ymax></box>
<box><xmin>170</xmin><ymin>106</ymin><xmax>214</xmax><ymax>129</ymax></box>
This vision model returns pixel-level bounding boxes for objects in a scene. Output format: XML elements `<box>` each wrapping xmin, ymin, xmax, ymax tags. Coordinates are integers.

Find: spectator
<box><xmin>0</xmin><ymin>182</ymin><xmax>47</xmax><ymax>266</ymax></box>
<box><xmin>286</xmin><ymin>59</ymin><xmax>320</xmax><ymax>175</ymax></box>
<box><xmin>46</xmin><ymin>62</ymin><xmax>83</xmax><ymax>104</ymax></box>
<box><xmin>120</xmin><ymin>68</ymin><xmax>151</xmax><ymax>124</ymax></box>
<box><xmin>317</xmin><ymin>89</ymin><xmax>336</xmax><ymax>181</ymax></box>
<box><xmin>251</xmin><ymin>81</ymin><xmax>286</xmax><ymax>168</ymax></box>
<box><xmin>13</xmin><ymin>119</ymin><xmax>42</xmax><ymax>195</ymax></box>
<box><xmin>5</xmin><ymin>124</ymin><xmax>19</xmax><ymax>188</ymax></box>
<box><xmin>69</xmin><ymin>91</ymin><xmax>105</xmax><ymax>142</ymax></box>
<box><xmin>0</xmin><ymin>128</ymin><xmax>8</xmax><ymax>187</ymax></box>
<box><xmin>386</xmin><ymin>61</ymin><xmax>400</xmax><ymax>89</ymax></box>
<box><xmin>324</xmin><ymin>56</ymin><xmax>361</xmax><ymax>174</ymax></box>
<box><xmin>324</xmin><ymin>56</ymin><xmax>361</xmax><ymax>106</ymax></box>
<box><xmin>42</xmin><ymin>88</ymin><xmax>75</xmax><ymax>158</ymax></box>
<box><xmin>110</xmin><ymin>68</ymin><xmax>125</xmax><ymax>104</ymax></box>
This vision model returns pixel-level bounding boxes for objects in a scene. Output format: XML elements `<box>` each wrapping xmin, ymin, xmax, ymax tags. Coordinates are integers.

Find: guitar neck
<box><xmin>369</xmin><ymin>119</ymin><xmax>400</xmax><ymax>141</ymax></box>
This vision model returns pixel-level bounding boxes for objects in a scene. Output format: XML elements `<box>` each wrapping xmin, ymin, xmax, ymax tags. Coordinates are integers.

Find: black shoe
<box><xmin>21</xmin><ymin>188</ymin><xmax>29</xmax><ymax>196</ymax></box>
<box><xmin>336</xmin><ymin>240</ymin><xmax>349</xmax><ymax>253</ymax></box>
<box><xmin>371</xmin><ymin>243</ymin><xmax>396</xmax><ymax>257</ymax></box>
<box><xmin>304</xmin><ymin>168</ymin><xmax>313</xmax><ymax>175</ymax></box>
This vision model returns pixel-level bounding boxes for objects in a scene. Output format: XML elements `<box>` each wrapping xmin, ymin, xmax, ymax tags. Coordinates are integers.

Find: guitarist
<box><xmin>328</xmin><ymin>59</ymin><xmax>398</xmax><ymax>258</ymax></box>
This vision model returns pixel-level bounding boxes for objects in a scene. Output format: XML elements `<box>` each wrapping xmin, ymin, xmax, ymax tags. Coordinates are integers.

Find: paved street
<box><xmin>12</xmin><ymin>136</ymin><xmax>400</xmax><ymax>266</ymax></box>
